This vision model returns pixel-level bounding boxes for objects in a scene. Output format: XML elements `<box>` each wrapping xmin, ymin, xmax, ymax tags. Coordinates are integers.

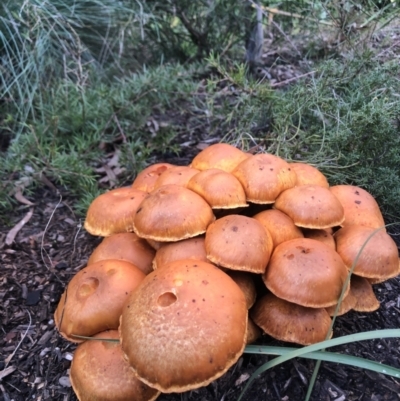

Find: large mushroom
<box><xmin>119</xmin><ymin>259</ymin><xmax>248</xmax><ymax>393</ymax></box>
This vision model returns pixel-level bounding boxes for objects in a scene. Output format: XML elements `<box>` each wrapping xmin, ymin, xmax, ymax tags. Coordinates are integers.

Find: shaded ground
<box><xmin>1</xmin><ymin>167</ymin><xmax>400</xmax><ymax>401</ymax></box>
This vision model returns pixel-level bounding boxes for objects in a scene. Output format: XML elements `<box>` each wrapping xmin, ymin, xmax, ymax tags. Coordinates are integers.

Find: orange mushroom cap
<box><xmin>274</xmin><ymin>185</ymin><xmax>345</xmax><ymax>229</ymax></box>
<box><xmin>232</xmin><ymin>153</ymin><xmax>297</xmax><ymax>204</ymax></box>
<box><xmin>289</xmin><ymin>162</ymin><xmax>329</xmax><ymax>188</ymax></box>
<box><xmin>119</xmin><ymin>259</ymin><xmax>247</xmax><ymax>393</ymax></box>
<box><xmin>131</xmin><ymin>163</ymin><xmax>174</xmax><ymax>192</ymax></box>
<box><xmin>54</xmin><ymin>260</ymin><xmax>145</xmax><ymax>342</ymax></box>
<box><xmin>70</xmin><ymin>330</ymin><xmax>160</xmax><ymax>401</ymax></box>
<box><xmin>263</xmin><ymin>238</ymin><xmax>350</xmax><ymax>308</ymax></box>
<box><xmin>133</xmin><ymin>184</ymin><xmax>215</xmax><ymax>242</ymax></box>
<box><xmin>84</xmin><ymin>187</ymin><xmax>148</xmax><ymax>237</ymax></box>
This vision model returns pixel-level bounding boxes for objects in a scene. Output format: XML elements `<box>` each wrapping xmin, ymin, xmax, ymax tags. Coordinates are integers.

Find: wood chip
<box><xmin>0</xmin><ymin>366</ymin><xmax>16</xmax><ymax>380</ymax></box>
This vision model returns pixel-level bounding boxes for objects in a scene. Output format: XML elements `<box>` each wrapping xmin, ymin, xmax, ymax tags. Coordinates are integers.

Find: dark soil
<box><xmin>1</xmin><ymin>172</ymin><xmax>400</xmax><ymax>401</ymax></box>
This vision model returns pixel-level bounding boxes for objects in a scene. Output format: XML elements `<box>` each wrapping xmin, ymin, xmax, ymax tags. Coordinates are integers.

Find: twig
<box><xmin>4</xmin><ymin>310</ymin><xmax>32</xmax><ymax>368</ymax></box>
<box><xmin>270</xmin><ymin>71</ymin><xmax>316</xmax><ymax>88</ymax></box>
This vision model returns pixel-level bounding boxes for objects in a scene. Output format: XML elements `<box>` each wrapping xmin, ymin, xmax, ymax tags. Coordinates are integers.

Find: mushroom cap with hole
<box><xmin>119</xmin><ymin>259</ymin><xmax>248</xmax><ymax>393</ymax></box>
<box><xmin>205</xmin><ymin>214</ymin><xmax>273</xmax><ymax>274</ymax></box>
<box><xmin>70</xmin><ymin>330</ymin><xmax>160</xmax><ymax>401</ymax></box>
<box><xmin>187</xmin><ymin>168</ymin><xmax>248</xmax><ymax>209</ymax></box>
<box><xmin>131</xmin><ymin>163</ymin><xmax>174</xmax><ymax>192</ymax></box>
<box><xmin>334</xmin><ymin>225</ymin><xmax>399</xmax><ymax>281</ymax></box>
<box><xmin>350</xmin><ymin>275</ymin><xmax>380</xmax><ymax>312</ymax></box>
<box><xmin>133</xmin><ymin>184</ymin><xmax>215</xmax><ymax>242</ymax></box>
<box><xmin>84</xmin><ymin>187</ymin><xmax>148</xmax><ymax>237</ymax></box>
<box><xmin>226</xmin><ymin>271</ymin><xmax>257</xmax><ymax>309</ymax></box>
<box><xmin>232</xmin><ymin>153</ymin><xmax>297</xmax><ymax>204</ymax></box>
<box><xmin>190</xmin><ymin>143</ymin><xmax>250</xmax><ymax>173</ymax></box>
<box><xmin>289</xmin><ymin>162</ymin><xmax>329</xmax><ymax>188</ymax></box>
<box><xmin>330</xmin><ymin>185</ymin><xmax>385</xmax><ymax>230</ymax></box>
<box><xmin>153</xmin><ymin>236</ymin><xmax>208</xmax><ymax>270</ymax></box>
<box><xmin>302</xmin><ymin>228</ymin><xmax>336</xmax><ymax>250</ymax></box>
<box><xmin>251</xmin><ymin>292</ymin><xmax>332</xmax><ymax>345</ymax></box>
<box><xmin>88</xmin><ymin>232</ymin><xmax>155</xmax><ymax>275</ymax></box>
<box><xmin>54</xmin><ymin>260</ymin><xmax>145</xmax><ymax>342</ymax></box>
<box><xmin>274</xmin><ymin>185</ymin><xmax>345</xmax><ymax>229</ymax></box>
<box><xmin>253</xmin><ymin>209</ymin><xmax>304</xmax><ymax>249</ymax></box>
<box><xmin>263</xmin><ymin>238</ymin><xmax>350</xmax><ymax>308</ymax></box>
<box><xmin>153</xmin><ymin>165</ymin><xmax>200</xmax><ymax>189</ymax></box>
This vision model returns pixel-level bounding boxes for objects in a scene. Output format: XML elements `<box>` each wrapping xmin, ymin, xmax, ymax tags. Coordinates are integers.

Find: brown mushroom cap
<box><xmin>133</xmin><ymin>184</ymin><xmax>215</xmax><ymax>242</ymax></box>
<box><xmin>263</xmin><ymin>238</ymin><xmax>350</xmax><ymax>308</ymax></box>
<box><xmin>131</xmin><ymin>163</ymin><xmax>174</xmax><ymax>192</ymax></box>
<box><xmin>153</xmin><ymin>236</ymin><xmax>208</xmax><ymax>270</ymax></box>
<box><xmin>303</xmin><ymin>228</ymin><xmax>336</xmax><ymax>250</ymax></box>
<box><xmin>232</xmin><ymin>153</ymin><xmax>297</xmax><ymax>204</ymax></box>
<box><xmin>54</xmin><ymin>260</ymin><xmax>145</xmax><ymax>342</ymax></box>
<box><xmin>251</xmin><ymin>293</ymin><xmax>332</xmax><ymax>345</ymax></box>
<box><xmin>351</xmin><ymin>275</ymin><xmax>380</xmax><ymax>312</ymax></box>
<box><xmin>253</xmin><ymin>209</ymin><xmax>304</xmax><ymax>249</ymax></box>
<box><xmin>187</xmin><ymin>168</ymin><xmax>248</xmax><ymax>209</ymax></box>
<box><xmin>88</xmin><ymin>232</ymin><xmax>155</xmax><ymax>275</ymax></box>
<box><xmin>190</xmin><ymin>143</ymin><xmax>250</xmax><ymax>173</ymax></box>
<box><xmin>334</xmin><ymin>225</ymin><xmax>399</xmax><ymax>281</ymax></box>
<box><xmin>246</xmin><ymin>317</ymin><xmax>262</xmax><ymax>345</ymax></box>
<box><xmin>153</xmin><ymin>165</ymin><xmax>200</xmax><ymax>189</ymax></box>
<box><xmin>70</xmin><ymin>331</ymin><xmax>160</xmax><ymax>401</ymax></box>
<box><xmin>205</xmin><ymin>214</ymin><xmax>273</xmax><ymax>274</ymax></box>
<box><xmin>274</xmin><ymin>185</ymin><xmax>345</xmax><ymax>229</ymax></box>
<box><xmin>289</xmin><ymin>162</ymin><xmax>329</xmax><ymax>188</ymax></box>
<box><xmin>119</xmin><ymin>259</ymin><xmax>248</xmax><ymax>393</ymax></box>
<box><xmin>84</xmin><ymin>187</ymin><xmax>148</xmax><ymax>237</ymax></box>
<box><xmin>325</xmin><ymin>289</ymin><xmax>357</xmax><ymax>316</ymax></box>
<box><xmin>227</xmin><ymin>271</ymin><xmax>257</xmax><ymax>309</ymax></box>
<box><xmin>330</xmin><ymin>185</ymin><xmax>385</xmax><ymax>230</ymax></box>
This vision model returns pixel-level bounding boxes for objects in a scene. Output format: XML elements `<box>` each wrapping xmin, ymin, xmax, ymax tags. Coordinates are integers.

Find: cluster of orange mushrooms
<box><xmin>54</xmin><ymin>143</ymin><xmax>400</xmax><ymax>401</ymax></box>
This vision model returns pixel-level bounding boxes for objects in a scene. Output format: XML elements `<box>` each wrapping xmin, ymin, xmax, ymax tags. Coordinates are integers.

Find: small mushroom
<box><xmin>70</xmin><ymin>330</ymin><xmax>160</xmax><ymax>401</ymax></box>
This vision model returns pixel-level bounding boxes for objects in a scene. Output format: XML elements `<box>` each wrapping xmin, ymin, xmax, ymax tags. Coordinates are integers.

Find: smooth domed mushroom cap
<box><xmin>70</xmin><ymin>331</ymin><xmax>160</xmax><ymax>401</ymax></box>
<box><xmin>251</xmin><ymin>293</ymin><xmax>332</xmax><ymax>345</ymax></box>
<box><xmin>232</xmin><ymin>153</ymin><xmax>297</xmax><ymax>204</ymax></box>
<box><xmin>54</xmin><ymin>260</ymin><xmax>145</xmax><ymax>342</ymax></box>
<box><xmin>132</xmin><ymin>163</ymin><xmax>174</xmax><ymax>192</ymax></box>
<box><xmin>227</xmin><ymin>271</ymin><xmax>257</xmax><ymax>309</ymax></box>
<box><xmin>351</xmin><ymin>275</ymin><xmax>380</xmax><ymax>312</ymax></box>
<box><xmin>289</xmin><ymin>162</ymin><xmax>329</xmax><ymax>188</ymax></box>
<box><xmin>368</xmin><ymin>260</ymin><xmax>400</xmax><ymax>284</ymax></box>
<box><xmin>84</xmin><ymin>187</ymin><xmax>148</xmax><ymax>237</ymax></box>
<box><xmin>303</xmin><ymin>228</ymin><xmax>336</xmax><ymax>250</ymax></box>
<box><xmin>88</xmin><ymin>233</ymin><xmax>155</xmax><ymax>275</ymax></box>
<box><xmin>153</xmin><ymin>166</ymin><xmax>200</xmax><ymax>189</ymax></box>
<box><xmin>133</xmin><ymin>185</ymin><xmax>215</xmax><ymax>242</ymax></box>
<box><xmin>153</xmin><ymin>236</ymin><xmax>208</xmax><ymax>270</ymax></box>
<box><xmin>190</xmin><ymin>143</ymin><xmax>250</xmax><ymax>173</ymax></box>
<box><xmin>187</xmin><ymin>168</ymin><xmax>248</xmax><ymax>209</ymax></box>
<box><xmin>274</xmin><ymin>185</ymin><xmax>345</xmax><ymax>229</ymax></box>
<box><xmin>205</xmin><ymin>215</ymin><xmax>273</xmax><ymax>274</ymax></box>
<box><xmin>334</xmin><ymin>225</ymin><xmax>399</xmax><ymax>281</ymax></box>
<box><xmin>253</xmin><ymin>209</ymin><xmax>304</xmax><ymax>249</ymax></box>
<box><xmin>330</xmin><ymin>185</ymin><xmax>385</xmax><ymax>230</ymax></box>
<box><xmin>119</xmin><ymin>259</ymin><xmax>248</xmax><ymax>393</ymax></box>
<box><xmin>263</xmin><ymin>238</ymin><xmax>350</xmax><ymax>308</ymax></box>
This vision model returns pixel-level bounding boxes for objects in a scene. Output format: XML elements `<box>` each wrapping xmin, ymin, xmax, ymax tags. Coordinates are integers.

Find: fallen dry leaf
<box><xmin>14</xmin><ymin>189</ymin><xmax>34</xmax><ymax>206</ymax></box>
<box><xmin>6</xmin><ymin>208</ymin><xmax>35</xmax><ymax>245</ymax></box>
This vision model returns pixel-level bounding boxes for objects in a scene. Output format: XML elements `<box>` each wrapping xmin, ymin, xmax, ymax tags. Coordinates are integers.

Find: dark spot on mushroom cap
<box><xmin>354</xmin><ymin>200</ymin><xmax>361</xmax><ymax>204</ymax></box>
<box><xmin>232</xmin><ymin>226</ymin><xmax>238</xmax><ymax>232</ymax></box>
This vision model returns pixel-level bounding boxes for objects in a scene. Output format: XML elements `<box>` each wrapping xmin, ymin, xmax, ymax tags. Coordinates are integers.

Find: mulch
<box><xmin>1</xmin><ymin>179</ymin><xmax>400</xmax><ymax>401</ymax></box>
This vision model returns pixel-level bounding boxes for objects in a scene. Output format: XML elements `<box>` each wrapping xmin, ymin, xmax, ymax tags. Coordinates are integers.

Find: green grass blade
<box><xmin>238</xmin><ymin>329</ymin><xmax>400</xmax><ymax>401</ymax></box>
<box><xmin>245</xmin><ymin>345</ymin><xmax>400</xmax><ymax>378</ymax></box>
